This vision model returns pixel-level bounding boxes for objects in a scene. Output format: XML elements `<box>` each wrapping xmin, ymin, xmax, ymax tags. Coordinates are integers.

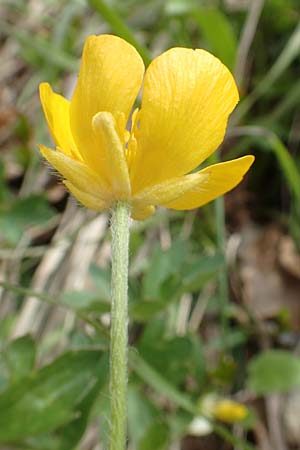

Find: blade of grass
<box><xmin>129</xmin><ymin>349</ymin><xmax>196</xmax><ymax>414</ymax></box>
<box><xmin>0</xmin><ymin>22</ymin><xmax>77</xmax><ymax>72</ymax></box>
<box><xmin>213</xmin><ymin>423</ymin><xmax>258</xmax><ymax>450</ymax></box>
<box><xmin>193</xmin><ymin>7</ymin><xmax>237</xmax><ymax>69</ymax></box>
<box><xmin>52</xmin><ymin>1</ymin><xmax>84</xmax><ymax>48</ymax></box>
<box><xmin>88</xmin><ymin>0</ymin><xmax>151</xmax><ymax>66</ymax></box>
<box><xmin>0</xmin><ymin>281</ymin><xmax>109</xmax><ymax>338</ymax></box>
<box><xmin>228</xmin><ymin>126</ymin><xmax>300</xmax><ymax>202</ymax></box>
<box><xmin>263</xmin><ymin>79</ymin><xmax>300</xmax><ymax>124</ymax></box>
<box><xmin>233</xmin><ymin>22</ymin><xmax>300</xmax><ymax>124</ymax></box>
<box><xmin>234</xmin><ymin>0</ymin><xmax>265</xmax><ymax>87</ymax></box>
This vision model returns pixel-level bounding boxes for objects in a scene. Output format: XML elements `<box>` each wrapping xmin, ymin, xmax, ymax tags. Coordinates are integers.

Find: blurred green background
<box><xmin>0</xmin><ymin>0</ymin><xmax>300</xmax><ymax>449</ymax></box>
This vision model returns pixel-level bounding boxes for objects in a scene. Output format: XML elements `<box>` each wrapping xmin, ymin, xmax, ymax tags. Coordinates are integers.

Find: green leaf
<box><xmin>5</xmin><ymin>335</ymin><xmax>36</xmax><ymax>382</ymax></box>
<box><xmin>142</xmin><ymin>241</ymin><xmax>187</xmax><ymax>299</ymax></box>
<box><xmin>0</xmin><ymin>194</ymin><xmax>55</xmax><ymax>245</ymax></box>
<box><xmin>0</xmin><ymin>357</ymin><xmax>9</xmax><ymax>393</ymax></box>
<box><xmin>138</xmin><ymin>330</ymin><xmax>203</xmax><ymax>387</ymax></box>
<box><xmin>139</xmin><ymin>420</ymin><xmax>169</xmax><ymax>450</ymax></box>
<box><xmin>130</xmin><ymin>299</ymin><xmax>173</xmax><ymax>321</ymax></box>
<box><xmin>88</xmin><ymin>0</ymin><xmax>151</xmax><ymax>66</ymax></box>
<box><xmin>0</xmin><ymin>160</ymin><xmax>11</xmax><ymax>204</ymax></box>
<box><xmin>60</xmin><ymin>290</ymin><xmax>110</xmax><ymax>313</ymax></box>
<box><xmin>268</xmin><ymin>134</ymin><xmax>300</xmax><ymax>202</ymax></box>
<box><xmin>128</xmin><ymin>385</ymin><xmax>158</xmax><ymax>448</ymax></box>
<box><xmin>96</xmin><ymin>386</ymin><xmax>111</xmax><ymax>450</ymax></box>
<box><xmin>89</xmin><ymin>264</ymin><xmax>111</xmax><ymax>300</ymax></box>
<box><xmin>181</xmin><ymin>253</ymin><xmax>224</xmax><ymax>292</ymax></box>
<box><xmin>248</xmin><ymin>350</ymin><xmax>300</xmax><ymax>394</ymax></box>
<box><xmin>130</xmin><ymin>350</ymin><xmax>196</xmax><ymax>414</ymax></box>
<box><xmin>193</xmin><ymin>7</ymin><xmax>237</xmax><ymax>69</ymax></box>
<box><xmin>165</xmin><ymin>0</ymin><xmax>198</xmax><ymax>16</ymax></box>
<box><xmin>56</xmin><ymin>353</ymin><xmax>109</xmax><ymax>450</ymax></box>
<box><xmin>0</xmin><ymin>350</ymin><xmax>106</xmax><ymax>443</ymax></box>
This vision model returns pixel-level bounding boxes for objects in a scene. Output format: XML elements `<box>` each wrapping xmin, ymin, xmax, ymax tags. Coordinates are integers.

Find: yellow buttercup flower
<box><xmin>200</xmin><ymin>394</ymin><xmax>248</xmax><ymax>424</ymax></box>
<box><xmin>39</xmin><ymin>34</ymin><xmax>254</xmax><ymax>220</ymax></box>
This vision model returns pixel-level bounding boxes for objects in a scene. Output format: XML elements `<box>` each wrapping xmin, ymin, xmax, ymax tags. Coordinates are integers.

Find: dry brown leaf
<box><xmin>235</xmin><ymin>224</ymin><xmax>300</xmax><ymax>325</ymax></box>
<box><xmin>278</xmin><ymin>236</ymin><xmax>300</xmax><ymax>280</ymax></box>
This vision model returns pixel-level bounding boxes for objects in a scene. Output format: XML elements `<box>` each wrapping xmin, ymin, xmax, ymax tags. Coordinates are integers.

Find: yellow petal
<box><xmin>131</xmin><ymin>47</ymin><xmax>239</xmax><ymax>192</ymax></box>
<box><xmin>39</xmin><ymin>83</ymin><xmax>81</xmax><ymax>160</ymax></box>
<box><xmin>132</xmin><ymin>173</ymin><xmax>208</xmax><ymax>206</ymax></box>
<box><xmin>64</xmin><ymin>181</ymin><xmax>109</xmax><ymax>211</ymax></box>
<box><xmin>70</xmin><ymin>34</ymin><xmax>144</xmax><ymax>174</ymax></box>
<box><xmin>131</xmin><ymin>205</ymin><xmax>155</xmax><ymax>221</ymax></box>
<box><xmin>162</xmin><ymin>155</ymin><xmax>254</xmax><ymax>210</ymax></box>
<box><xmin>92</xmin><ymin>112</ymin><xmax>131</xmax><ymax>199</ymax></box>
<box><xmin>39</xmin><ymin>145</ymin><xmax>110</xmax><ymax>200</ymax></box>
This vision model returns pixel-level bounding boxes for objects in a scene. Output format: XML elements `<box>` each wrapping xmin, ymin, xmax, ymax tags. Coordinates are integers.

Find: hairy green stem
<box><xmin>110</xmin><ymin>201</ymin><xmax>130</xmax><ymax>450</ymax></box>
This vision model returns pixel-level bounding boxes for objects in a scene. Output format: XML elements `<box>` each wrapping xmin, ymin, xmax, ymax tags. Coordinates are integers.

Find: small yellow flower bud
<box><xmin>213</xmin><ymin>400</ymin><xmax>248</xmax><ymax>423</ymax></box>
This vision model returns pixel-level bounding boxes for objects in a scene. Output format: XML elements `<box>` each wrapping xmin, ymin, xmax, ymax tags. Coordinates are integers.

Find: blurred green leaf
<box><xmin>181</xmin><ymin>253</ymin><xmax>224</xmax><ymax>292</ymax></box>
<box><xmin>165</xmin><ymin>0</ymin><xmax>197</xmax><ymax>16</ymax></box>
<box><xmin>128</xmin><ymin>385</ymin><xmax>158</xmax><ymax>448</ymax></box>
<box><xmin>56</xmin><ymin>353</ymin><xmax>109</xmax><ymax>450</ymax></box>
<box><xmin>88</xmin><ymin>0</ymin><xmax>151</xmax><ymax>65</ymax></box>
<box><xmin>0</xmin><ymin>355</ymin><xmax>9</xmax><ymax>393</ymax></box>
<box><xmin>268</xmin><ymin>135</ymin><xmax>300</xmax><ymax>202</ymax></box>
<box><xmin>23</xmin><ymin>356</ymin><xmax>108</xmax><ymax>450</ymax></box>
<box><xmin>193</xmin><ymin>7</ymin><xmax>237</xmax><ymax>69</ymax></box>
<box><xmin>0</xmin><ymin>194</ymin><xmax>55</xmax><ymax>245</ymax></box>
<box><xmin>96</xmin><ymin>386</ymin><xmax>111</xmax><ymax>450</ymax></box>
<box><xmin>5</xmin><ymin>335</ymin><xmax>36</xmax><ymax>383</ymax></box>
<box><xmin>130</xmin><ymin>349</ymin><xmax>196</xmax><ymax>414</ymax></box>
<box><xmin>130</xmin><ymin>298</ymin><xmax>173</xmax><ymax>321</ymax></box>
<box><xmin>61</xmin><ymin>290</ymin><xmax>110</xmax><ymax>313</ymax></box>
<box><xmin>264</xmin><ymin>0</ymin><xmax>299</xmax><ymax>31</ymax></box>
<box><xmin>139</xmin><ymin>327</ymin><xmax>205</xmax><ymax>387</ymax></box>
<box><xmin>142</xmin><ymin>241</ymin><xmax>187</xmax><ymax>299</ymax></box>
<box><xmin>139</xmin><ymin>420</ymin><xmax>169</xmax><ymax>450</ymax></box>
<box><xmin>89</xmin><ymin>265</ymin><xmax>111</xmax><ymax>300</ymax></box>
<box><xmin>248</xmin><ymin>350</ymin><xmax>300</xmax><ymax>394</ymax></box>
<box><xmin>0</xmin><ymin>160</ymin><xmax>11</xmax><ymax>204</ymax></box>
<box><xmin>0</xmin><ymin>350</ymin><xmax>106</xmax><ymax>442</ymax></box>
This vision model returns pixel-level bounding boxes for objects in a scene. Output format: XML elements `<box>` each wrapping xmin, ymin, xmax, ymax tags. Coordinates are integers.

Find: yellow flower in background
<box><xmin>200</xmin><ymin>394</ymin><xmax>248</xmax><ymax>425</ymax></box>
<box><xmin>213</xmin><ymin>399</ymin><xmax>248</xmax><ymax>423</ymax></box>
<box><xmin>39</xmin><ymin>34</ymin><xmax>254</xmax><ymax>220</ymax></box>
